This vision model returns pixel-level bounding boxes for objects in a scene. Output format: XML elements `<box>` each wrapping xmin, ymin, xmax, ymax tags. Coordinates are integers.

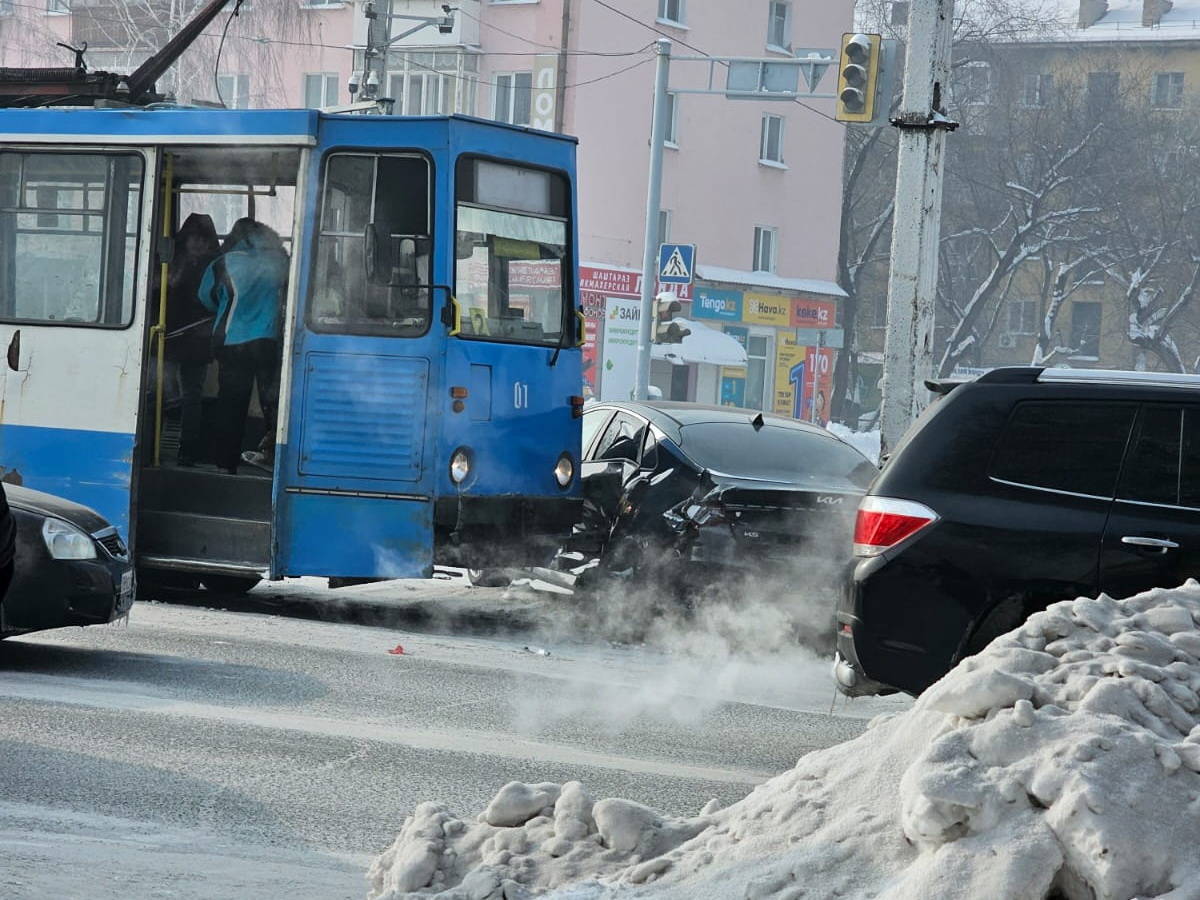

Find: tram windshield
<box><xmin>455</xmin><ymin>157</ymin><xmax>570</xmax><ymax>347</ymax></box>
<box><xmin>0</xmin><ymin>151</ymin><xmax>143</xmax><ymax>327</ymax></box>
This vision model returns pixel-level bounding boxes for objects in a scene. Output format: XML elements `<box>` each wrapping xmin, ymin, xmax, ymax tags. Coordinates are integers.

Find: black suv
<box><xmin>835</xmin><ymin>366</ymin><xmax>1200</xmax><ymax>696</ymax></box>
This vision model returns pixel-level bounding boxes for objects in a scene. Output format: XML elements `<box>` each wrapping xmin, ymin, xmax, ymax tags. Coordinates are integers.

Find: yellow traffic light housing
<box><xmin>836</xmin><ymin>32</ymin><xmax>882</xmax><ymax>124</ymax></box>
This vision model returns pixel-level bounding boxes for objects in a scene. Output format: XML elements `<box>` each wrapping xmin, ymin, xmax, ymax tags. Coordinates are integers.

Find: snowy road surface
<box><xmin>0</xmin><ymin>602</ymin><xmax>906</xmax><ymax>899</ymax></box>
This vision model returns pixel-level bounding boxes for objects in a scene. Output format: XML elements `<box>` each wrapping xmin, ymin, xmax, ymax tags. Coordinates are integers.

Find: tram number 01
<box><xmin>513</xmin><ymin>381</ymin><xmax>530</xmax><ymax>409</ymax></box>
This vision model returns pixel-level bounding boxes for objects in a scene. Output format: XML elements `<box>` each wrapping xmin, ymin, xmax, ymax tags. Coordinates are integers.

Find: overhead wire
<box><xmin>212</xmin><ymin>0</ymin><xmax>243</xmax><ymax>107</ymax></box>
<box><xmin>0</xmin><ymin>0</ymin><xmax>652</xmax><ymax>61</ymax></box>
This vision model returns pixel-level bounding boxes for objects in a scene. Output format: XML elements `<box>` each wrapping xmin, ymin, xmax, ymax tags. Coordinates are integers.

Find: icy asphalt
<box><xmin>0</xmin><ymin>589</ymin><xmax>907</xmax><ymax>899</ymax></box>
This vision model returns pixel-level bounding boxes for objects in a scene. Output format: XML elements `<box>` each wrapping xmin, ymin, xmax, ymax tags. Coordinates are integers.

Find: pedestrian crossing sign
<box><xmin>658</xmin><ymin>243</ymin><xmax>696</xmax><ymax>285</ymax></box>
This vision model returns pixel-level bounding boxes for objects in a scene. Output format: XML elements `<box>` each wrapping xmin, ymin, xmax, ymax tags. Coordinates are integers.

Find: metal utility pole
<box><xmin>878</xmin><ymin>0</ymin><xmax>956</xmax><ymax>455</ymax></box>
<box><xmin>634</xmin><ymin>38</ymin><xmax>672</xmax><ymax>402</ymax></box>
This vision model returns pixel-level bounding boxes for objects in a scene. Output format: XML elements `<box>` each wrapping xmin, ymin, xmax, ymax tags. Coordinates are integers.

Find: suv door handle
<box><xmin>1121</xmin><ymin>536</ymin><xmax>1180</xmax><ymax>551</ymax></box>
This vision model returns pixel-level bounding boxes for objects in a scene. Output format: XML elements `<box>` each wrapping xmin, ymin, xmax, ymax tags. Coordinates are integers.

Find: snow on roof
<box><xmin>693</xmin><ymin>265</ymin><xmax>847</xmax><ymax>298</ymax></box>
<box><xmin>368</xmin><ymin>581</ymin><xmax>1200</xmax><ymax>899</ymax></box>
<box><xmin>1021</xmin><ymin>0</ymin><xmax>1200</xmax><ymax>42</ymax></box>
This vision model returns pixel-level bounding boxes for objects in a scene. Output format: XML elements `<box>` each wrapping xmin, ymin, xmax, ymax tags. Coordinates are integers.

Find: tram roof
<box><xmin>0</xmin><ymin>108</ymin><xmax>578</xmax><ymax>147</ymax></box>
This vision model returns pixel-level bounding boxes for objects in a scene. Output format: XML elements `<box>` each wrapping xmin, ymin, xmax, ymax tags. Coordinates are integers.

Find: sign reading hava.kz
<box><xmin>658</xmin><ymin>243</ymin><xmax>696</xmax><ymax>285</ymax></box>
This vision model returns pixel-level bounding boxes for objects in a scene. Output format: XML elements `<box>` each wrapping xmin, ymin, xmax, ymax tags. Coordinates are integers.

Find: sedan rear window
<box><xmin>676</xmin><ymin>422</ymin><xmax>875</xmax><ymax>484</ymax></box>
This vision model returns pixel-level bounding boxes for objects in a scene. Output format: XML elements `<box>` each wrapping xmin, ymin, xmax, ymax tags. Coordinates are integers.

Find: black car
<box><xmin>836</xmin><ymin>365</ymin><xmax>1200</xmax><ymax>697</ymax></box>
<box><xmin>567</xmin><ymin>402</ymin><xmax>877</xmax><ymax>591</ymax></box>
<box><xmin>1</xmin><ymin>482</ymin><xmax>135</xmax><ymax>638</ymax></box>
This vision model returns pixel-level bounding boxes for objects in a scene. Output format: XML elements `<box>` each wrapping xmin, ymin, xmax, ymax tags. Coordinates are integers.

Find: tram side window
<box><xmin>455</xmin><ymin>157</ymin><xmax>571</xmax><ymax>347</ymax></box>
<box><xmin>309</xmin><ymin>153</ymin><xmax>432</xmax><ymax>336</ymax></box>
<box><xmin>0</xmin><ymin>152</ymin><xmax>143</xmax><ymax>326</ymax></box>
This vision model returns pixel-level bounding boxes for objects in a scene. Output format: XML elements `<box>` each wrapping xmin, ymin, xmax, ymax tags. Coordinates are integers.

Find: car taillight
<box><xmin>852</xmin><ymin>497</ymin><xmax>938</xmax><ymax>557</ymax></box>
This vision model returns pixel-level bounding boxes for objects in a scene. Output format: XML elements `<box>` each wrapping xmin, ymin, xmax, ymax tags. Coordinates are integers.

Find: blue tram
<box><xmin>0</xmin><ymin>108</ymin><xmax>584</xmax><ymax>589</ymax></box>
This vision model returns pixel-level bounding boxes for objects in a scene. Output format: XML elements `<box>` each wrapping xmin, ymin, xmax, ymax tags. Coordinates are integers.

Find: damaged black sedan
<box><xmin>564</xmin><ymin>402</ymin><xmax>877</xmax><ymax>595</ymax></box>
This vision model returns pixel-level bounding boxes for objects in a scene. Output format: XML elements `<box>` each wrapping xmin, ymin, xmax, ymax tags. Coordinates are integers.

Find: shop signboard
<box><xmin>692</xmin><ymin>287</ymin><xmax>743</xmax><ymax>321</ymax></box>
<box><xmin>599</xmin><ymin>297</ymin><xmax>641</xmax><ymax>401</ymax></box>
<box><xmin>720</xmin><ymin>375</ymin><xmax>746</xmax><ymax>407</ymax></box>
<box><xmin>791</xmin><ymin>297</ymin><xmax>838</xmax><ymax>329</ymax></box>
<box><xmin>773</xmin><ymin>338</ymin><xmax>836</xmax><ymax>424</ymax></box>
<box><xmin>743</xmin><ymin>292</ymin><xmax>791</xmax><ymax>327</ymax></box>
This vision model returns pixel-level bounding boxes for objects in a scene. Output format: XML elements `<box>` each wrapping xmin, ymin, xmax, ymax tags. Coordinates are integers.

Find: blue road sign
<box><xmin>658</xmin><ymin>243</ymin><xmax>696</xmax><ymax>285</ymax></box>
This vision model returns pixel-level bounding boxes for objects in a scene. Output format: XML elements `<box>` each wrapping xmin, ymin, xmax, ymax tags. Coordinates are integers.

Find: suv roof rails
<box><xmin>1038</xmin><ymin>368</ymin><xmax>1200</xmax><ymax>389</ymax></box>
<box><xmin>924</xmin><ymin>367</ymin><xmax>1043</xmax><ymax>396</ymax></box>
<box><xmin>976</xmin><ymin>367</ymin><xmax>1044</xmax><ymax>384</ymax></box>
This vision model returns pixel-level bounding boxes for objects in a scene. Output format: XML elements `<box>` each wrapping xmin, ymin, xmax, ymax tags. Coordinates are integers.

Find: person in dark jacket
<box><xmin>199</xmin><ymin>218</ymin><xmax>290</xmax><ymax>475</ymax></box>
<box><xmin>166</xmin><ymin>213</ymin><xmax>220</xmax><ymax>467</ymax></box>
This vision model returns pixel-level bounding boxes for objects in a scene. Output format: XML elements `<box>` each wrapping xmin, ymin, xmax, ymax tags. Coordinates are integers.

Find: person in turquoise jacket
<box><xmin>199</xmin><ymin>218</ymin><xmax>290</xmax><ymax>475</ymax></box>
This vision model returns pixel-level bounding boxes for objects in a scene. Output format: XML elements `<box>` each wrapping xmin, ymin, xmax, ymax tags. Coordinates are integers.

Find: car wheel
<box><xmin>201</xmin><ymin>574</ymin><xmax>261</xmax><ymax>596</ymax></box>
<box><xmin>965</xmin><ymin>598</ymin><xmax>1025</xmax><ymax>656</ymax></box>
<box><xmin>468</xmin><ymin>568</ymin><xmax>513</xmax><ymax>588</ymax></box>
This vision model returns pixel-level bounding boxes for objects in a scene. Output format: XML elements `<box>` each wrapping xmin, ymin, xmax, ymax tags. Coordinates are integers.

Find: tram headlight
<box><xmin>449</xmin><ymin>448</ymin><xmax>472</xmax><ymax>484</ymax></box>
<box><xmin>42</xmin><ymin>517</ymin><xmax>97</xmax><ymax>560</ymax></box>
<box><xmin>554</xmin><ymin>453</ymin><xmax>574</xmax><ymax>488</ymax></box>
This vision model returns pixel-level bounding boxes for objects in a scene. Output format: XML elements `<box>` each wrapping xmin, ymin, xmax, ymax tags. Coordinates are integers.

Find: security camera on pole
<box><xmin>358</xmin><ymin>1</ymin><xmax>458</xmax><ymax>105</ymax></box>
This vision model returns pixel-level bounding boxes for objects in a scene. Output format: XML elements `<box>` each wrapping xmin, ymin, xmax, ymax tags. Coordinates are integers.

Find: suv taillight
<box><xmin>853</xmin><ymin>497</ymin><xmax>939</xmax><ymax>557</ymax></box>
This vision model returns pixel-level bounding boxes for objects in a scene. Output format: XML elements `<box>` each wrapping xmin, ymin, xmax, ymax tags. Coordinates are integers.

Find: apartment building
<box><xmin>0</xmin><ymin>0</ymin><xmax>854</xmax><ymax>418</ymax></box>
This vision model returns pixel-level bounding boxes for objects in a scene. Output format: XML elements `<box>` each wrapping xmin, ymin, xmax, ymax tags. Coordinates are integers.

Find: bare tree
<box><xmin>935</xmin><ymin>125</ymin><xmax>1101</xmax><ymax>376</ymax></box>
<box><xmin>1</xmin><ymin>0</ymin><xmax>318</xmax><ymax>108</ymax></box>
<box><xmin>1030</xmin><ymin>247</ymin><xmax>1107</xmax><ymax>366</ymax></box>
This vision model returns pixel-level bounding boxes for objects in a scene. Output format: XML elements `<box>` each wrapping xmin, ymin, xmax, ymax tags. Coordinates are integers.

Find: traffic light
<box><xmin>654</xmin><ymin>296</ymin><xmax>690</xmax><ymax>344</ymax></box>
<box><xmin>836</xmin><ymin>32</ymin><xmax>882</xmax><ymax>124</ymax></box>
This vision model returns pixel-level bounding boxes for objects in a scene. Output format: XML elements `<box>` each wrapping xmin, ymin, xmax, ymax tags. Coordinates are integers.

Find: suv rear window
<box><xmin>990</xmin><ymin>402</ymin><xmax>1136</xmax><ymax>498</ymax></box>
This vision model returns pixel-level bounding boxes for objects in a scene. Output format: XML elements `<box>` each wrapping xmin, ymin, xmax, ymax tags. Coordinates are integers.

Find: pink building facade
<box><xmin>0</xmin><ymin>0</ymin><xmax>852</xmax><ymax>418</ymax></box>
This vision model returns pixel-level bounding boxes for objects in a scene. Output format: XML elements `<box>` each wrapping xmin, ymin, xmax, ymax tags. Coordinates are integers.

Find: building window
<box><xmin>216</xmin><ymin>73</ymin><xmax>249</xmax><ymax>108</ymax></box>
<box><xmin>767</xmin><ymin>0</ymin><xmax>791</xmax><ymax>50</ymax></box>
<box><xmin>46</xmin><ymin>0</ymin><xmax>70</xmax><ymax>14</ymax></box>
<box><xmin>1087</xmin><ymin>71</ymin><xmax>1119</xmax><ymax>111</ymax></box>
<box><xmin>1070</xmin><ymin>301</ymin><xmax>1102</xmax><ymax>358</ymax></box>
<box><xmin>300</xmin><ymin>0</ymin><xmax>342</xmax><ymax>7</ymax></box>
<box><xmin>760</xmin><ymin>114</ymin><xmax>784</xmax><ymax>164</ymax></box>
<box><xmin>657</xmin><ymin>209</ymin><xmax>671</xmax><ymax>246</ymax></box>
<box><xmin>890</xmin><ymin>1</ymin><xmax>909</xmax><ymax>25</ymax></box>
<box><xmin>873</xmin><ymin>291</ymin><xmax>888</xmax><ymax>327</ymax></box>
<box><xmin>385</xmin><ymin>51</ymin><xmax>478</xmax><ymax>117</ymax></box>
<box><xmin>955</xmin><ymin>61</ymin><xmax>991</xmax><ymax>106</ymax></box>
<box><xmin>494</xmin><ymin>71</ymin><xmax>533</xmax><ymax>125</ymax></box>
<box><xmin>658</xmin><ymin>0</ymin><xmax>685</xmax><ymax>26</ymax></box>
<box><xmin>1022</xmin><ymin>73</ymin><xmax>1053</xmax><ymax>108</ymax></box>
<box><xmin>0</xmin><ymin>0</ymin><xmax>13</xmax><ymax>14</ymax></box>
<box><xmin>746</xmin><ymin>334</ymin><xmax>771</xmax><ymax>411</ymax></box>
<box><xmin>303</xmin><ymin>73</ymin><xmax>339</xmax><ymax>108</ymax></box>
<box><xmin>663</xmin><ymin>91</ymin><xmax>678</xmax><ymax>145</ymax></box>
<box><xmin>1152</xmin><ymin>72</ymin><xmax>1184</xmax><ymax>109</ymax></box>
<box><xmin>753</xmin><ymin>226</ymin><xmax>777</xmax><ymax>273</ymax></box>
<box><xmin>1007</xmin><ymin>299</ymin><xmax>1036</xmax><ymax>335</ymax></box>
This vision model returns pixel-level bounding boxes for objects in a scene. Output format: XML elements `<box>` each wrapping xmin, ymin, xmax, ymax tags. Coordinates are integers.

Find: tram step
<box><xmin>138</xmin><ymin>466</ymin><xmax>272</xmax><ymax>521</ymax></box>
<box><xmin>137</xmin><ymin>511</ymin><xmax>271</xmax><ymax>569</ymax></box>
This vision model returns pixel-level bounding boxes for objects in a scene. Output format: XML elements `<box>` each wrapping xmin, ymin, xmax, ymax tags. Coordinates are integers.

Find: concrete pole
<box><xmin>878</xmin><ymin>0</ymin><xmax>955</xmax><ymax>455</ymax></box>
<box><xmin>634</xmin><ymin>39</ymin><xmax>672</xmax><ymax>402</ymax></box>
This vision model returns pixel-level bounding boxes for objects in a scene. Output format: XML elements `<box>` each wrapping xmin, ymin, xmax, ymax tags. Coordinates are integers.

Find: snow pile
<box><xmin>368</xmin><ymin>582</ymin><xmax>1200</xmax><ymax>900</ymax></box>
<box><xmin>825</xmin><ymin>422</ymin><xmax>880</xmax><ymax>465</ymax></box>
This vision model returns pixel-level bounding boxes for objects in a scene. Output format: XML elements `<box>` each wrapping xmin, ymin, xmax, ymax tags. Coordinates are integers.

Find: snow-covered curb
<box><xmin>368</xmin><ymin>582</ymin><xmax>1200</xmax><ymax>899</ymax></box>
